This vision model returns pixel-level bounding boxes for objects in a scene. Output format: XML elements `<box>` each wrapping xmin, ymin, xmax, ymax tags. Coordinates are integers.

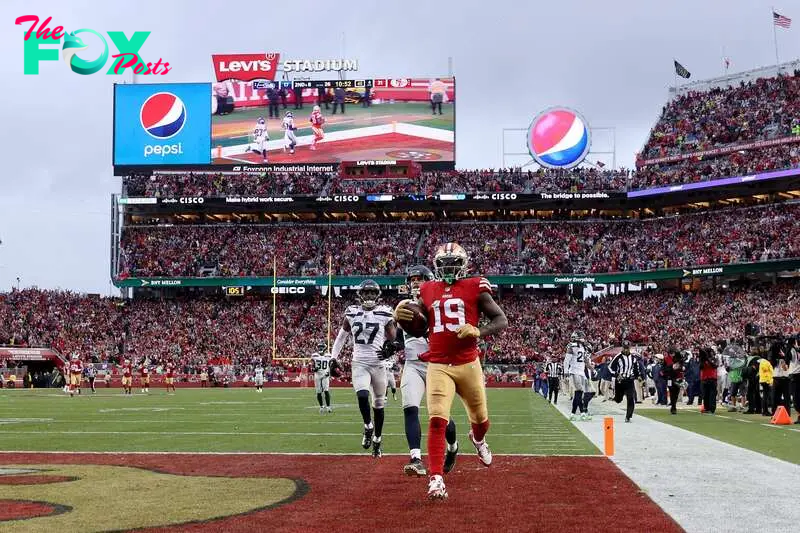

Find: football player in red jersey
<box><xmin>140</xmin><ymin>358</ymin><xmax>151</xmax><ymax>394</ymax></box>
<box><xmin>395</xmin><ymin>242</ymin><xmax>507</xmax><ymax>500</ymax></box>
<box><xmin>165</xmin><ymin>361</ymin><xmax>176</xmax><ymax>393</ymax></box>
<box><xmin>309</xmin><ymin>105</ymin><xmax>325</xmax><ymax>150</ymax></box>
<box><xmin>121</xmin><ymin>359</ymin><xmax>133</xmax><ymax>395</ymax></box>
<box><xmin>68</xmin><ymin>353</ymin><xmax>83</xmax><ymax>397</ymax></box>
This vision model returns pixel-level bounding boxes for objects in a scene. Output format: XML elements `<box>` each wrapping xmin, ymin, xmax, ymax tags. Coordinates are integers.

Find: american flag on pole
<box><xmin>774</xmin><ymin>11</ymin><xmax>792</xmax><ymax>28</ymax></box>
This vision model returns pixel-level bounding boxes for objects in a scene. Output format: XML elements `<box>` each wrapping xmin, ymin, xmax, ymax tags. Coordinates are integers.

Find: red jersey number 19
<box><xmin>431</xmin><ymin>298</ymin><xmax>466</xmax><ymax>333</ymax></box>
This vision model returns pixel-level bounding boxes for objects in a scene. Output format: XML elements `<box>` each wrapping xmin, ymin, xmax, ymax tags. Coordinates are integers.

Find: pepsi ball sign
<box><xmin>527</xmin><ymin>107</ymin><xmax>591</xmax><ymax>169</ymax></box>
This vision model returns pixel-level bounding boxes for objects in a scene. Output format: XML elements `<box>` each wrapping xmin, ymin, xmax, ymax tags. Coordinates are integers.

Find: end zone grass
<box><xmin>0</xmin><ymin>388</ymin><xmax>598</xmax><ymax>455</ymax></box>
<box><xmin>639</xmin><ymin>409</ymin><xmax>800</xmax><ymax>465</ymax></box>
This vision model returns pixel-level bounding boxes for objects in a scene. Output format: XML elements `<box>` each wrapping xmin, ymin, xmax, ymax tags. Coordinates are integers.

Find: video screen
<box><xmin>210</xmin><ymin>78</ymin><xmax>455</xmax><ymax>167</ymax></box>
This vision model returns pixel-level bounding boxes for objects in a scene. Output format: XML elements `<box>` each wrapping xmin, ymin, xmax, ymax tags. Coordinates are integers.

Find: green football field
<box><xmin>0</xmin><ymin>388</ymin><xmax>597</xmax><ymax>455</ymax></box>
<box><xmin>639</xmin><ymin>408</ymin><xmax>800</xmax><ymax>465</ymax></box>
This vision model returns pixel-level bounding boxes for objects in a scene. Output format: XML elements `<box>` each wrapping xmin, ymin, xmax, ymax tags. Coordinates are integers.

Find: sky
<box><xmin>0</xmin><ymin>0</ymin><xmax>798</xmax><ymax>294</ymax></box>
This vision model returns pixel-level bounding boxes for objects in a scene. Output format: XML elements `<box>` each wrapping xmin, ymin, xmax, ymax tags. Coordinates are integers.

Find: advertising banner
<box><xmin>113</xmin><ymin>83</ymin><xmax>211</xmax><ymax>166</ymax></box>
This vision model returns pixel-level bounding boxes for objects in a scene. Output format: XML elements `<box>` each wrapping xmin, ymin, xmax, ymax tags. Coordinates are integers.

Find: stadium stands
<box><xmin>2</xmin><ymin>281</ymin><xmax>797</xmax><ymax>368</ymax></box>
<box><xmin>118</xmin><ymin>203</ymin><xmax>800</xmax><ymax>278</ymax></box>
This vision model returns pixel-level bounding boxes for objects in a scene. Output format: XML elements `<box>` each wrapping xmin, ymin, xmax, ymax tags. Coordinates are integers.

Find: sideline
<box><xmin>551</xmin><ymin>394</ymin><xmax>800</xmax><ymax>533</ymax></box>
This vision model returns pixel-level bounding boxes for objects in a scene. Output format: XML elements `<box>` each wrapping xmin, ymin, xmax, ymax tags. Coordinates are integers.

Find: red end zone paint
<box><xmin>0</xmin><ymin>453</ymin><xmax>682</xmax><ymax>532</ymax></box>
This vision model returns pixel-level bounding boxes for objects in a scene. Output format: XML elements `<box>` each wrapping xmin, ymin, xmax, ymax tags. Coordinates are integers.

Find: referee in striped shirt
<box><xmin>545</xmin><ymin>358</ymin><xmax>563</xmax><ymax>405</ymax></box>
<box><xmin>609</xmin><ymin>340</ymin><xmax>642</xmax><ymax>422</ymax></box>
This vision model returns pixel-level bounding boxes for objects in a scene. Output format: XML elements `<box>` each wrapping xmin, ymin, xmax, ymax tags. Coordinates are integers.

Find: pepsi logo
<box><xmin>140</xmin><ymin>92</ymin><xmax>187</xmax><ymax>139</ymax></box>
<box><xmin>390</xmin><ymin>78</ymin><xmax>409</xmax><ymax>88</ymax></box>
<box><xmin>527</xmin><ymin>107</ymin><xmax>591</xmax><ymax>169</ymax></box>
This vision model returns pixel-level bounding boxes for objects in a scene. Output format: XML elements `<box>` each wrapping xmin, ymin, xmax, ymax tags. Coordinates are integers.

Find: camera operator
<box><xmin>788</xmin><ymin>337</ymin><xmax>800</xmax><ymax>424</ymax></box>
<box><xmin>662</xmin><ymin>348</ymin><xmax>686</xmax><ymax>415</ymax></box>
<box><xmin>770</xmin><ymin>339</ymin><xmax>792</xmax><ymax>417</ymax></box>
<box><xmin>699</xmin><ymin>346</ymin><xmax>719</xmax><ymax>414</ymax></box>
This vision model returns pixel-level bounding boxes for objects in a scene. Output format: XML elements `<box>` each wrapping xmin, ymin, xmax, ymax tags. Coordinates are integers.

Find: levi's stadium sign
<box><xmin>212</xmin><ymin>53</ymin><xmax>280</xmax><ymax>81</ymax></box>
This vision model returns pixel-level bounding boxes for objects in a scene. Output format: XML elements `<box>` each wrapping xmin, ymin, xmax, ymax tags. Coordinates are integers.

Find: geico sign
<box><xmin>270</xmin><ymin>286</ymin><xmax>307</xmax><ymax>294</ymax></box>
<box><xmin>179</xmin><ymin>197</ymin><xmax>204</xmax><ymax>204</ymax></box>
<box><xmin>334</xmin><ymin>195</ymin><xmax>359</xmax><ymax>202</ymax></box>
<box><xmin>491</xmin><ymin>193</ymin><xmax>517</xmax><ymax>200</ymax></box>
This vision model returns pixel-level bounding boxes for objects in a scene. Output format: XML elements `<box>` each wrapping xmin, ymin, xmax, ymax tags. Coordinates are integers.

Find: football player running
<box><xmin>331</xmin><ymin>280</ymin><xmax>396</xmax><ymax>457</ymax></box>
<box><xmin>565</xmin><ymin>331</ymin><xmax>591</xmax><ymax>421</ymax></box>
<box><xmin>309</xmin><ymin>106</ymin><xmax>325</xmax><ymax>150</ymax></box>
<box><xmin>381</xmin><ymin>265</ymin><xmax>460</xmax><ymax>478</ymax></box>
<box><xmin>384</xmin><ymin>358</ymin><xmax>398</xmax><ymax>401</ymax></box>
<box><xmin>282</xmin><ymin>111</ymin><xmax>297</xmax><ymax>154</ymax></box>
<box><xmin>395</xmin><ymin>244</ymin><xmax>508</xmax><ymax>500</ymax></box>
<box><xmin>247</xmin><ymin>117</ymin><xmax>269</xmax><ymax>162</ymax></box>
<box><xmin>311</xmin><ymin>343</ymin><xmax>334</xmax><ymax>413</ymax></box>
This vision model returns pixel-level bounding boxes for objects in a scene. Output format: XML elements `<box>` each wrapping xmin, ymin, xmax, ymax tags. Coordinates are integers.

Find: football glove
<box><xmin>393</xmin><ymin>300</ymin><xmax>415</xmax><ymax>322</ymax></box>
<box><xmin>456</xmin><ymin>324</ymin><xmax>481</xmax><ymax>339</ymax></box>
<box><xmin>377</xmin><ymin>340</ymin><xmax>400</xmax><ymax>361</ymax></box>
<box><xmin>329</xmin><ymin>359</ymin><xmax>341</xmax><ymax>378</ymax></box>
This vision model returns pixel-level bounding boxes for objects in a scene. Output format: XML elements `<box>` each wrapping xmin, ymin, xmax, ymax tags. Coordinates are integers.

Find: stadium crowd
<box><xmin>641</xmin><ymin>71</ymin><xmax>800</xmax><ymax>160</ymax></box>
<box><xmin>118</xmin><ymin>203</ymin><xmax>800</xmax><ymax>278</ymax></box>
<box><xmin>123</xmin><ymin>167</ymin><xmax>632</xmax><ymax>197</ymax></box>
<box><xmin>1</xmin><ymin>281</ymin><xmax>797</xmax><ymax>373</ymax></box>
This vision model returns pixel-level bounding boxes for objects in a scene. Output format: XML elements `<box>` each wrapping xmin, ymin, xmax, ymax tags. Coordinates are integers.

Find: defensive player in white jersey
<box><xmin>311</xmin><ymin>343</ymin><xmax>334</xmax><ymax>413</ymax></box>
<box><xmin>384</xmin><ymin>357</ymin><xmax>398</xmax><ymax>401</ymax></box>
<box><xmin>331</xmin><ymin>279</ymin><xmax>396</xmax><ymax>458</ymax></box>
<box><xmin>564</xmin><ymin>331</ymin><xmax>590</xmax><ymax>421</ymax></box>
<box><xmin>379</xmin><ymin>265</ymin><xmax>459</xmax><ymax>477</ymax></box>
<box><xmin>254</xmin><ymin>362</ymin><xmax>265</xmax><ymax>393</ymax></box>
<box><xmin>247</xmin><ymin>117</ymin><xmax>269</xmax><ymax>162</ymax></box>
<box><xmin>282</xmin><ymin>111</ymin><xmax>297</xmax><ymax>154</ymax></box>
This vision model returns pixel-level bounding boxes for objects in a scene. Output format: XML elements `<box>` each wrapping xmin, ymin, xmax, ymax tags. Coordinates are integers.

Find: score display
<box><xmin>290</xmin><ymin>79</ymin><xmax>374</xmax><ymax>89</ymax></box>
<box><xmin>223</xmin><ymin>286</ymin><xmax>245</xmax><ymax>296</ymax></box>
<box><xmin>253</xmin><ymin>79</ymin><xmax>417</xmax><ymax>90</ymax></box>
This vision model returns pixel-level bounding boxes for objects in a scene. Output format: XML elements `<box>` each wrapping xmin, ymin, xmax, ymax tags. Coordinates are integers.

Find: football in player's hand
<box><xmin>396</xmin><ymin>302</ymin><xmax>428</xmax><ymax>338</ymax></box>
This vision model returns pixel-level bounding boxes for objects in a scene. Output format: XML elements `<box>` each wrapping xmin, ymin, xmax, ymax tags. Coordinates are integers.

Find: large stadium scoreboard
<box><xmin>253</xmin><ymin>79</ymin><xmax>407</xmax><ymax>90</ymax></box>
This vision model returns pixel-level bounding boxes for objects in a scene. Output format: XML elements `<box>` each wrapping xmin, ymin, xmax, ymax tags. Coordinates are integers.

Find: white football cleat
<box><xmin>427</xmin><ymin>475</ymin><xmax>448</xmax><ymax>500</ymax></box>
<box><xmin>319</xmin><ymin>407</ymin><xmax>325</xmax><ymax>414</ymax></box>
<box><xmin>469</xmin><ymin>430</ymin><xmax>492</xmax><ymax>467</ymax></box>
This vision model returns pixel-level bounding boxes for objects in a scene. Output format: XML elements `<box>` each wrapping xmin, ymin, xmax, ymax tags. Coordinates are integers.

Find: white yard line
<box><xmin>0</xmin><ymin>450</ymin><xmax>597</xmax><ymax>457</ymax></box>
<box><xmin>554</xmin><ymin>398</ymin><xmax>800</xmax><ymax>533</ymax></box>
<box><xmin>0</xmin><ymin>430</ymin><xmax>557</xmax><ymax>437</ymax></box>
